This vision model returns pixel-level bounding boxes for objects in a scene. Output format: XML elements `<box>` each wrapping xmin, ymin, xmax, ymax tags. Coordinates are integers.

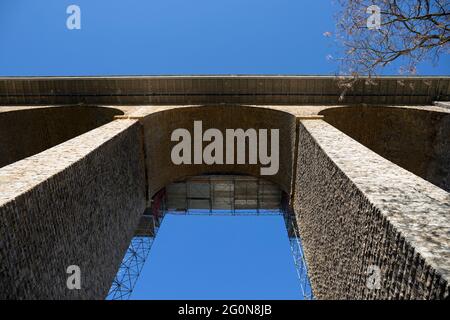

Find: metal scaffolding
<box><xmin>106</xmin><ymin>189</ymin><xmax>166</xmax><ymax>300</ymax></box>
<box><xmin>107</xmin><ymin>176</ymin><xmax>314</xmax><ymax>300</ymax></box>
<box><xmin>106</xmin><ymin>236</ymin><xmax>155</xmax><ymax>300</ymax></box>
<box><xmin>165</xmin><ymin>175</ymin><xmax>282</xmax><ymax>215</ymax></box>
<box><xmin>282</xmin><ymin>195</ymin><xmax>314</xmax><ymax>300</ymax></box>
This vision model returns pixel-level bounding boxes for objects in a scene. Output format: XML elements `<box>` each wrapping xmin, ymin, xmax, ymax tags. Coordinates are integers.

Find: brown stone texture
<box><xmin>0</xmin><ymin>119</ymin><xmax>146</xmax><ymax>299</ymax></box>
<box><xmin>294</xmin><ymin>120</ymin><xmax>450</xmax><ymax>299</ymax></box>
<box><xmin>0</xmin><ymin>76</ymin><xmax>449</xmax><ymax>300</ymax></box>
<box><xmin>0</xmin><ymin>76</ymin><xmax>448</xmax><ymax>105</ymax></box>
<box><xmin>320</xmin><ymin>106</ymin><xmax>450</xmax><ymax>192</ymax></box>
<box><xmin>0</xmin><ymin>106</ymin><xmax>123</xmax><ymax>168</ymax></box>
<box><xmin>140</xmin><ymin>105</ymin><xmax>296</xmax><ymax>197</ymax></box>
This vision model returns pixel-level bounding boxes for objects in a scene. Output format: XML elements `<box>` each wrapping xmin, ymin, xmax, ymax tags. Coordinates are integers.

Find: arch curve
<box><xmin>0</xmin><ymin>106</ymin><xmax>124</xmax><ymax>168</ymax></box>
<box><xmin>141</xmin><ymin>105</ymin><xmax>297</xmax><ymax>198</ymax></box>
<box><xmin>319</xmin><ymin>105</ymin><xmax>450</xmax><ymax>191</ymax></box>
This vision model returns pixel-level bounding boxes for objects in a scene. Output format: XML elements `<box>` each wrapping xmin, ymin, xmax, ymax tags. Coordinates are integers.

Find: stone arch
<box><xmin>140</xmin><ymin>105</ymin><xmax>297</xmax><ymax>199</ymax></box>
<box><xmin>0</xmin><ymin>106</ymin><xmax>124</xmax><ymax>168</ymax></box>
<box><xmin>319</xmin><ymin>105</ymin><xmax>450</xmax><ymax>191</ymax></box>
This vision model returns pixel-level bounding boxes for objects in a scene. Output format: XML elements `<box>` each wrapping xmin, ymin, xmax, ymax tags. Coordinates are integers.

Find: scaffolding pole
<box><xmin>282</xmin><ymin>196</ymin><xmax>314</xmax><ymax>300</ymax></box>
<box><xmin>106</xmin><ymin>189</ymin><xmax>166</xmax><ymax>300</ymax></box>
<box><xmin>106</xmin><ymin>236</ymin><xmax>155</xmax><ymax>300</ymax></box>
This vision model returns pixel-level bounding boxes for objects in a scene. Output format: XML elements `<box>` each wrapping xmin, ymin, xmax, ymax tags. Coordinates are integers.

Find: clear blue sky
<box><xmin>131</xmin><ymin>215</ymin><xmax>301</xmax><ymax>299</ymax></box>
<box><xmin>1</xmin><ymin>1</ymin><xmax>448</xmax><ymax>300</ymax></box>
<box><xmin>1</xmin><ymin>0</ymin><xmax>448</xmax><ymax>76</ymax></box>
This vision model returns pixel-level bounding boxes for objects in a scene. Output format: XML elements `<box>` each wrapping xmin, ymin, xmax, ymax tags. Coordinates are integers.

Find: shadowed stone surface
<box><xmin>294</xmin><ymin>120</ymin><xmax>450</xmax><ymax>299</ymax></box>
<box><xmin>0</xmin><ymin>76</ymin><xmax>448</xmax><ymax>105</ymax></box>
<box><xmin>0</xmin><ymin>120</ymin><xmax>146</xmax><ymax>299</ymax></box>
<box><xmin>320</xmin><ymin>106</ymin><xmax>450</xmax><ymax>192</ymax></box>
<box><xmin>0</xmin><ymin>76</ymin><xmax>449</xmax><ymax>300</ymax></box>
<box><xmin>140</xmin><ymin>105</ymin><xmax>296</xmax><ymax>197</ymax></box>
<box><xmin>0</xmin><ymin>106</ymin><xmax>123</xmax><ymax>168</ymax></box>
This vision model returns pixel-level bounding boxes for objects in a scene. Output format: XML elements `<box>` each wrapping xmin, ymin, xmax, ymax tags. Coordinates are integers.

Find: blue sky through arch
<box><xmin>130</xmin><ymin>214</ymin><xmax>303</xmax><ymax>300</ymax></box>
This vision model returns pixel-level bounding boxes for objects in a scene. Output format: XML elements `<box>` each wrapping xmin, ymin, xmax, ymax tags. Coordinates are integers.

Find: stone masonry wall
<box><xmin>141</xmin><ymin>105</ymin><xmax>296</xmax><ymax>196</ymax></box>
<box><xmin>0</xmin><ymin>106</ymin><xmax>123</xmax><ymax>168</ymax></box>
<box><xmin>320</xmin><ymin>106</ymin><xmax>450</xmax><ymax>192</ymax></box>
<box><xmin>294</xmin><ymin>120</ymin><xmax>450</xmax><ymax>299</ymax></box>
<box><xmin>1</xmin><ymin>102</ymin><xmax>449</xmax><ymax>300</ymax></box>
<box><xmin>0</xmin><ymin>119</ymin><xmax>146</xmax><ymax>299</ymax></box>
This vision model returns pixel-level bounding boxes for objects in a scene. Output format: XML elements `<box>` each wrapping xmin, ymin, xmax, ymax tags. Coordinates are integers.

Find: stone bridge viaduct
<box><xmin>0</xmin><ymin>76</ymin><xmax>449</xmax><ymax>299</ymax></box>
